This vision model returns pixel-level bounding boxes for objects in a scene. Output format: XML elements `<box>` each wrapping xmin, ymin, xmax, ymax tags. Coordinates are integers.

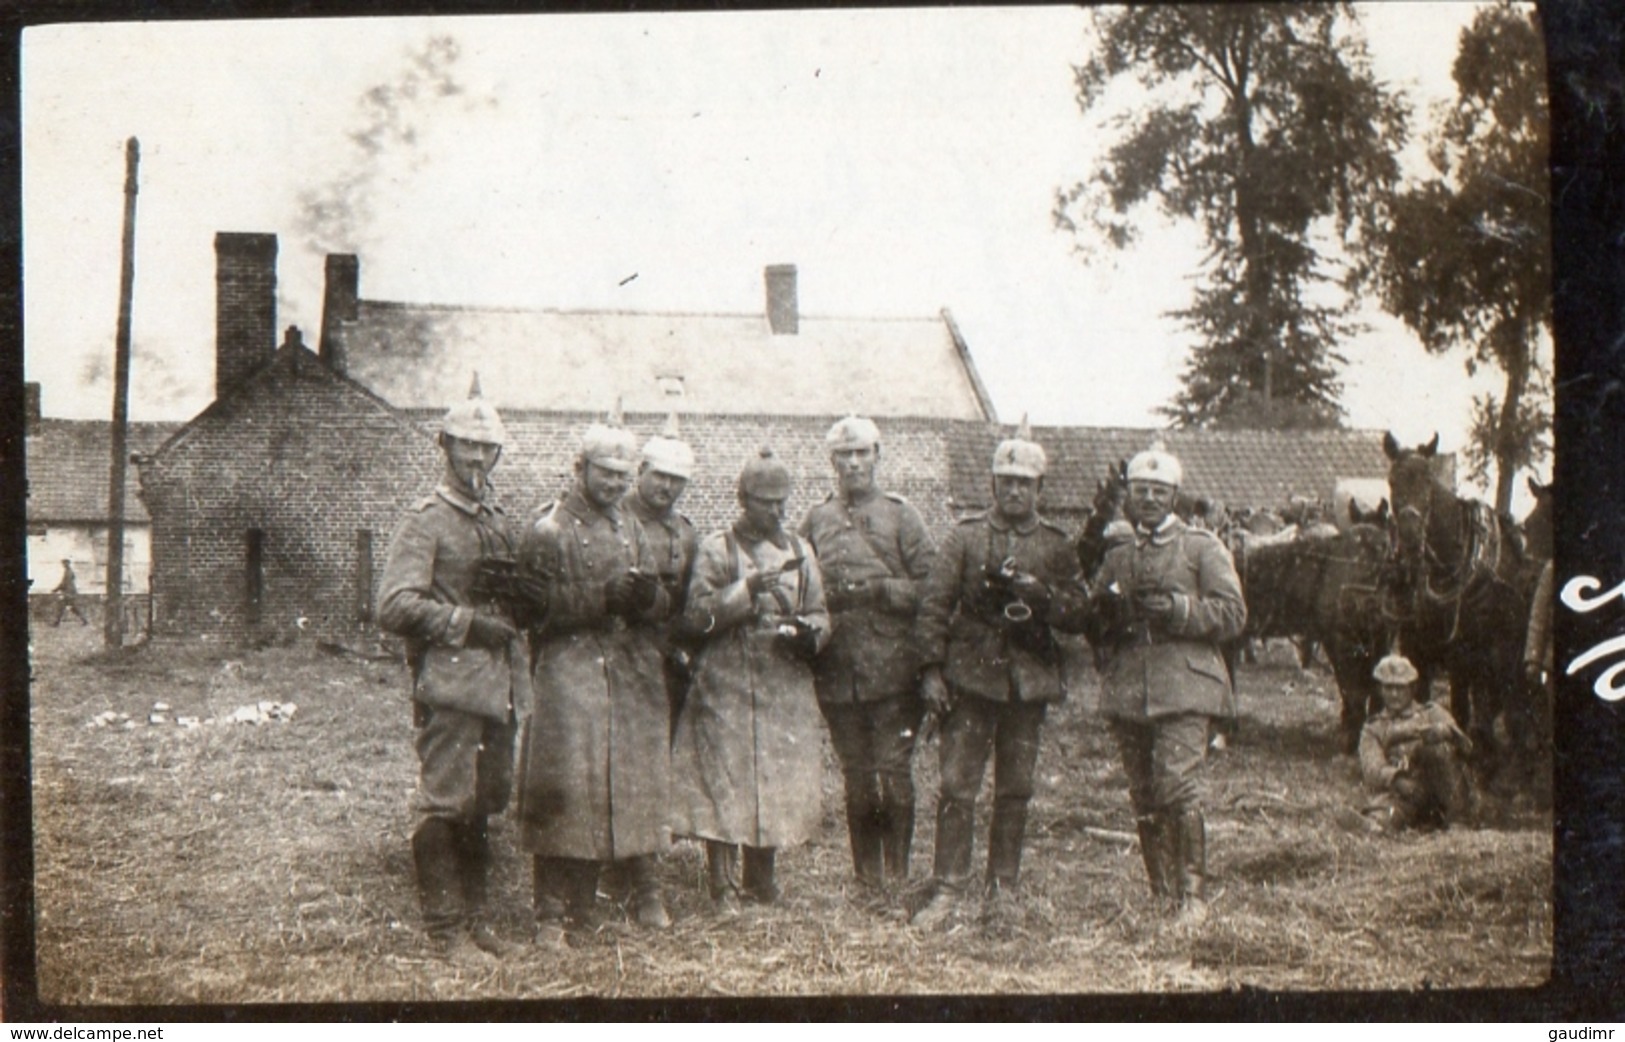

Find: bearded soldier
<box><xmin>799</xmin><ymin>416</ymin><xmax>936</xmax><ymax>891</ymax></box>
<box><xmin>673</xmin><ymin>448</ymin><xmax>831</xmax><ymax>914</ymax></box>
<box><xmin>379</xmin><ymin>378</ymin><xmax>536</xmax><ymax>961</ymax></box>
<box><xmin>517</xmin><ymin>422</ymin><xmax>674</xmax><ymax>945</ymax></box>
<box><xmin>911</xmin><ymin>421</ymin><xmax>1090</xmax><ymax>928</ymax></box>
<box><xmin>1090</xmin><ymin>443</ymin><xmax>1246</xmax><ymax>928</ymax></box>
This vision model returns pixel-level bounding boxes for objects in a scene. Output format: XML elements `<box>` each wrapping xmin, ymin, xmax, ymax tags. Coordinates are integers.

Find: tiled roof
<box><xmin>946</xmin><ymin>425</ymin><xmax>1393</xmax><ymax>513</ymax></box>
<box><xmin>335</xmin><ymin>301</ymin><xmax>994</xmax><ymax>421</ymax></box>
<box><xmin>26</xmin><ymin>419</ymin><xmax>180</xmax><ymax>523</ymax></box>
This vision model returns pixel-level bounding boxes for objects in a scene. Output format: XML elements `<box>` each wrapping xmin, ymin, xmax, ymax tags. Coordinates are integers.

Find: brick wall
<box><xmin>215</xmin><ymin>233</ymin><xmax>278</xmax><ymax>399</ymax></box>
<box><xmin>141</xmin><ymin>349</ymin><xmax>437</xmax><ymax>644</ymax></box>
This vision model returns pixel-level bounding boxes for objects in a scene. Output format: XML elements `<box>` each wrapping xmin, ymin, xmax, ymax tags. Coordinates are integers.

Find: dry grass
<box><xmin>27</xmin><ymin>627</ymin><xmax>1551</xmax><ymax>1005</ymax></box>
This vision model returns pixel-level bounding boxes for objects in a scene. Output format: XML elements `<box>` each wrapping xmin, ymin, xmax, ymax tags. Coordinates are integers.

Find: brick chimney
<box><xmin>24</xmin><ymin>382</ymin><xmax>40</xmax><ymax>434</ymax></box>
<box><xmin>319</xmin><ymin>253</ymin><xmax>358</xmax><ymax>376</ymax></box>
<box><xmin>215</xmin><ymin>232</ymin><xmax>278</xmax><ymax>399</ymax></box>
<box><xmin>765</xmin><ymin>264</ymin><xmax>798</xmax><ymax>335</ymax></box>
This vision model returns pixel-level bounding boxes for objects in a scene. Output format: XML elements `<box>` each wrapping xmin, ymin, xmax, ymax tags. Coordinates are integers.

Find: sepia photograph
<box><xmin>9</xmin><ymin>1</ymin><xmax>1600</xmax><ymax>1015</ymax></box>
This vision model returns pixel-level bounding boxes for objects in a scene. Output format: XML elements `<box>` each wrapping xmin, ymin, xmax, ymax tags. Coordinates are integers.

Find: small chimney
<box><xmin>765</xmin><ymin>264</ymin><xmax>798</xmax><ymax>335</ymax></box>
<box><xmin>24</xmin><ymin>382</ymin><xmax>40</xmax><ymax>433</ymax></box>
<box><xmin>319</xmin><ymin>253</ymin><xmax>358</xmax><ymax>376</ymax></box>
<box><xmin>215</xmin><ymin>232</ymin><xmax>278</xmax><ymax>399</ymax></box>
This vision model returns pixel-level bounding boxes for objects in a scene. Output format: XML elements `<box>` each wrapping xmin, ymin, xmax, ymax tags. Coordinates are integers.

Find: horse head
<box><xmin>1382</xmin><ymin>431</ymin><xmax>1445</xmax><ymax>563</ymax></box>
<box><xmin>1523</xmin><ymin>476</ymin><xmax>1554</xmax><ymax>561</ymax></box>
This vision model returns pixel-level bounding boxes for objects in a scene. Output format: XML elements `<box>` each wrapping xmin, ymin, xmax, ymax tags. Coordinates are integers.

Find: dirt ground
<box><xmin>25</xmin><ymin>621</ymin><xmax>1551</xmax><ymax>1006</ymax></box>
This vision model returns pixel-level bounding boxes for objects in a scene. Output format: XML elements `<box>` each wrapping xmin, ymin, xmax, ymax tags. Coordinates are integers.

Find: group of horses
<box><xmin>1074</xmin><ymin>434</ymin><xmax>1554</xmax><ymax>797</ymax></box>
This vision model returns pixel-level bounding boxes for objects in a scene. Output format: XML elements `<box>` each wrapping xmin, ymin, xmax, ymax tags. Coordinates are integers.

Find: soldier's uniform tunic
<box><xmin>913</xmin><ymin>509</ymin><xmax>1090</xmax><ymax>889</ymax></box>
<box><xmin>379</xmin><ymin>483</ymin><xmax>528</xmax><ymax>828</ymax></box>
<box><xmin>627</xmin><ymin>491</ymin><xmax>701</xmax><ymax>721</ymax></box>
<box><xmin>1358</xmin><ymin>699</ymin><xmax>1473</xmax><ymax>829</ymax></box>
<box><xmin>800</xmin><ymin>486</ymin><xmax>936</xmax><ymax>882</ymax></box>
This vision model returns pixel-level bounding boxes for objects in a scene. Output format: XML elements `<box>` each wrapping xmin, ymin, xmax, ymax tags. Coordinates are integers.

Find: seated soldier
<box><xmin>1357</xmin><ymin>654</ymin><xmax>1474</xmax><ymax>832</ymax></box>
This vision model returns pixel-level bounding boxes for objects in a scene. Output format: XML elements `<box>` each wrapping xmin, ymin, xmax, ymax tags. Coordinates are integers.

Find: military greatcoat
<box><xmin>671</xmin><ymin>527</ymin><xmax>831</xmax><ymax>848</ymax></box>
<box><xmin>799</xmin><ymin>487</ymin><xmax>936</xmax><ymax>702</ymax></box>
<box><xmin>1091</xmin><ymin>516</ymin><xmax>1247</xmax><ymax>721</ymax></box>
<box><xmin>516</xmin><ymin>489</ymin><xmax>673</xmax><ymax>861</ymax></box>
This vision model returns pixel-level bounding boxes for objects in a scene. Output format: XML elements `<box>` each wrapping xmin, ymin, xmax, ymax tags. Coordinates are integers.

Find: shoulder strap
<box><xmin>788</xmin><ymin>533</ymin><xmax>809</xmax><ymax>613</ymax></box>
<box><xmin>723</xmin><ymin>528</ymin><xmax>741</xmax><ymax>586</ymax></box>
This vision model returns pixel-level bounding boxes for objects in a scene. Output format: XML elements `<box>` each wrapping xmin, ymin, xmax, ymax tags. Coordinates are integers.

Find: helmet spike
<box><xmin>468</xmin><ymin>371</ymin><xmax>483</xmax><ymax>399</ymax></box>
<box><xmin>662</xmin><ymin>410</ymin><xmax>682</xmax><ymax>439</ymax></box>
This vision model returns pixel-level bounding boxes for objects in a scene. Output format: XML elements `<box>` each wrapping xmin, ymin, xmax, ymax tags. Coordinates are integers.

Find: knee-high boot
<box><xmin>742</xmin><ymin>845</ymin><xmax>779</xmax><ymax>904</ymax></box>
<box><xmin>845</xmin><ymin>784</ymin><xmax>885</xmax><ymax>888</ymax></box>
<box><xmin>1173</xmin><ymin>809</ymin><xmax>1209</xmax><ymax>928</ymax></box>
<box><xmin>457</xmin><ymin>817</ymin><xmax>515</xmax><ymax>957</ymax></box>
<box><xmin>987</xmin><ymin>797</ymin><xmax>1028</xmax><ymax>891</ymax></box>
<box><xmin>413</xmin><ymin>818</ymin><xmax>474</xmax><ymax>955</ymax></box>
<box><xmin>880</xmin><ymin>776</ymin><xmax>916</xmax><ymax>884</ymax></box>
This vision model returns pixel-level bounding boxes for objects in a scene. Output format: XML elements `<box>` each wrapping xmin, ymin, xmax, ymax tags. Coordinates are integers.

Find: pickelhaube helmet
<box><xmin>580</xmin><ymin>399</ymin><xmax>638</xmax><ymax>474</ymax></box>
<box><xmin>991</xmin><ymin>415</ymin><xmax>1046</xmax><ymax>478</ymax></box>
<box><xmin>826</xmin><ymin>415</ymin><xmax>881</xmax><ymax>453</ymax></box>
<box><xmin>641</xmin><ymin>411</ymin><xmax>696</xmax><ymax>480</ymax></box>
<box><xmin>1126</xmin><ymin>438</ymin><xmax>1183</xmax><ymax>487</ymax></box>
<box><xmin>738</xmin><ymin>447</ymin><xmax>792</xmax><ymax>499</ymax></box>
<box><xmin>1373</xmin><ymin>654</ymin><xmax>1420</xmax><ymax>685</ymax></box>
<box><xmin>441</xmin><ymin>372</ymin><xmax>507</xmax><ymax>448</ymax></box>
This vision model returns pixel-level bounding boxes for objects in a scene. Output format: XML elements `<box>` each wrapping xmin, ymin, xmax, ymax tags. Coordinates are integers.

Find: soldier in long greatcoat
<box><xmin>672</xmin><ymin>448</ymin><xmax>831</xmax><ymax>914</ymax></box>
<box><xmin>799</xmin><ymin>416</ymin><xmax>936</xmax><ymax>890</ymax></box>
<box><xmin>517</xmin><ymin>423</ymin><xmax>673</xmax><ymax>947</ymax></box>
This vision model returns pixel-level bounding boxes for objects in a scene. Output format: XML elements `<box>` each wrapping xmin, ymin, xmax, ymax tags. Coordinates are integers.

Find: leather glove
<box><xmin>746</xmin><ymin>570</ymin><xmax>782</xmax><ymax>598</ymax></box>
<box><xmin>466</xmin><ymin>613</ymin><xmax>518</xmax><ymax>649</ymax></box>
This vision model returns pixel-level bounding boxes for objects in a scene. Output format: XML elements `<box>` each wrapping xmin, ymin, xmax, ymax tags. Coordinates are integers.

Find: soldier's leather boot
<box><xmin>880</xmin><ymin>778</ymin><xmax>916</xmax><ymax>885</ymax></box>
<box><xmin>742</xmin><ymin>845</ymin><xmax>779</xmax><ymax>904</ymax></box>
<box><xmin>986</xmin><ymin>797</ymin><xmax>1028</xmax><ymax>892</ymax></box>
<box><xmin>627</xmin><ymin>855</ymin><xmax>671</xmax><ymax>930</ymax></box>
<box><xmin>459</xmin><ymin>817</ymin><xmax>517</xmax><ymax>958</ymax></box>
<box><xmin>413</xmin><ymin>818</ymin><xmax>487</xmax><ymax>961</ymax></box>
<box><xmin>846</xmin><ymin>790</ymin><xmax>885</xmax><ymax>889</ymax></box>
<box><xmin>1172</xmin><ymin>809</ymin><xmax>1209</xmax><ymax>930</ymax></box>
<box><xmin>1135</xmin><ymin>813</ymin><xmax>1171</xmax><ymax>899</ymax></box>
<box><xmin>706</xmin><ymin>841</ymin><xmax>742</xmax><ymax>917</ymax></box>
<box><xmin>911</xmin><ymin>798</ymin><xmax>975</xmax><ymax>929</ymax></box>
<box><xmin>531</xmin><ymin>856</ymin><xmax>570</xmax><ymax>952</ymax></box>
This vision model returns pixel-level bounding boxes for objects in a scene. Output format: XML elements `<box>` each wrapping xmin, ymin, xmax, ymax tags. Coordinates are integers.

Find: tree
<box><xmin>1055</xmin><ymin>4</ymin><xmax>1407</xmax><ymax>429</ymax></box>
<box><xmin>1370</xmin><ymin>2</ymin><xmax>1550</xmax><ymax>513</ymax></box>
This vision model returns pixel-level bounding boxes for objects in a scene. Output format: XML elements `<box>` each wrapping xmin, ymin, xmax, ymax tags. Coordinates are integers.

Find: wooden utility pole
<box><xmin>104</xmin><ymin>137</ymin><xmax>138</xmax><ymax>648</ymax></box>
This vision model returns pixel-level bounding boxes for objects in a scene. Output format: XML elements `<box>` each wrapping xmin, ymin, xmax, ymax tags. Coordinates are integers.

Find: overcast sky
<box><xmin>21</xmin><ymin>4</ymin><xmax>1541</xmax><ymax>501</ymax></box>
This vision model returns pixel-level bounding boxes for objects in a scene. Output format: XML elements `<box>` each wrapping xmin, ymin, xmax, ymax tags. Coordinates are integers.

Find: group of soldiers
<box><xmin>377</xmin><ymin>383</ymin><xmax>1475</xmax><ymax>963</ymax></box>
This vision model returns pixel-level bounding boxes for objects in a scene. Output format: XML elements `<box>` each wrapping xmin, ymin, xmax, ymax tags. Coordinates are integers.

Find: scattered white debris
<box><xmin>152</xmin><ymin>701</ymin><xmax>171</xmax><ymax>712</ymax></box>
<box><xmin>176</xmin><ymin>716</ymin><xmax>201</xmax><ymax>728</ymax></box>
<box><xmin>220</xmin><ymin>701</ymin><xmax>297</xmax><ymax>725</ymax></box>
<box><xmin>210</xmin><ymin>792</ymin><xmax>224</xmax><ymax>803</ymax></box>
<box><xmin>148</xmin><ymin>713</ymin><xmax>168</xmax><ymax>725</ymax></box>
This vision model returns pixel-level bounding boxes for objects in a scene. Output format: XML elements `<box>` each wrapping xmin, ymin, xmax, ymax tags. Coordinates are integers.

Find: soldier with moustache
<box><xmin>517</xmin><ymin>422</ymin><xmax>674</xmax><ymax>945</ymax></box>
<box><xmin>1089</xmin><ymin>444</ymin><xmax>1246</xmax><ymax>928</ymax></box>
<box><xmin>379</xmin><ymin>379</ymin><xmax>538</xmax><ymax>961</ymax></box>
<box><xmin>911</xmin><ymin>422</ymin><xmax>1091</xmax><ymax>928</ymax></box>
<box><xmin>799</xmin><ymin>416</ymin><xmax>937</xmax><ymax>891</ymax></box>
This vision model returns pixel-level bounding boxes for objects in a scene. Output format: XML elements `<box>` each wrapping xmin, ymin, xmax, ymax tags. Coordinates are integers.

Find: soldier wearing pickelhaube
<box><xmin>379</xmin><ymin>375</ymin><xmax>537</xmax><ymax>961</ymax></box>
<box><xmin>673</xmin><ymin>448</ymin><xmax>831</xmax><ymax>914</ymax></box>
<box><xmin>516</xmin><ymin>418</ymin><xmax>675</xmax><ymax>945</ymax></box>
<box><xmin>1089</xmin><ymin>441</ymin><xmax>1246</xmax><ymax>928</ymax></box>
<box><xmin>911</xmin><ymin>420</ymin><xmax>1090</xmax><ymax>928</ymax></box>
<box><xmin>799</xmin><ymin>415</ymin><xmax>937</xmax><ymax>891</ymax></box>
<box><xmin>627</xmin><ymin>413</ymin><xmax>702</xmax><ymax>727</ymax></box>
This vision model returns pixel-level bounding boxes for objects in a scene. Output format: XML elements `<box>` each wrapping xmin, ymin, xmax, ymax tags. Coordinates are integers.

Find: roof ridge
<box><xmin>355</xmin><ymin>298</ymin><xmax>945</xmax><ymax>325</ymax></box>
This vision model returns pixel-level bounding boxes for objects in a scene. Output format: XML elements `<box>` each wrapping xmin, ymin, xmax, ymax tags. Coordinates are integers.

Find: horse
<box><xmin>1074</xmin><ymin>459</ymin><xmax>1130</xmax><ymax>579</ymax></box>
<box><xmin>1234</xmin><ymin>500</ymin><xmax>1393</xmax><ymax>751</ymax></box>
<box><xmin>1381</xmin><ymin>432</ymin><xmax>1540</xmax><ymax>792</ymax></box>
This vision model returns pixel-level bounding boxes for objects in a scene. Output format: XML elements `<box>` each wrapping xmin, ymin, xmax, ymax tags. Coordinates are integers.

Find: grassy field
<box><xmin>26</xmin><ymin>621</ymin><xmax>1551</xmax><ymax>1006</ymax></box>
